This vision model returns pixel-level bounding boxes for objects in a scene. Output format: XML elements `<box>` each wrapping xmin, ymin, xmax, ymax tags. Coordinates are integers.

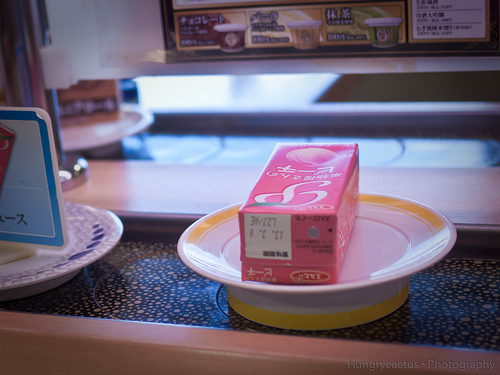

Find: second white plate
<box><xmin>0</xmin><ymin>202</ymin><xmax>123</xmax><ymax>301</ymax></box>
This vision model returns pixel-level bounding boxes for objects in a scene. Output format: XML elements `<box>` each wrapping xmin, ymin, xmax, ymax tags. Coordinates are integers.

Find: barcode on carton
<box><xmin>263</xmin><ymin>251</ymin><xmax>290</xmax><ymax>258</ymax></box>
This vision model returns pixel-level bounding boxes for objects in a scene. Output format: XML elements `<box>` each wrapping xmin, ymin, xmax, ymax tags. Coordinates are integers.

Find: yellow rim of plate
<box><xmin>359</xmin><ymin>194</ymin><xmax>445</xmax><ymax>233</ymax></box>
<box><xmin>187</xmin><ymin>206</ymin><xmax>239</xmax><ymax>244</ymax></box>
<box><xmin>227</xmin><ymin>282</ymin><xmax>410</xmax><ymax>330</ymax></box>
<box><xmin>186</xmin><ymin>194</ymin><xmax>446</xmax><ymax>245</ymax></box>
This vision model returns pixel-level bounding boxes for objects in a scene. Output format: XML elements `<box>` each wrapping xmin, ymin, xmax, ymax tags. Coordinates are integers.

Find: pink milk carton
<box><xmin>239</xmin><ymin>143</ymin><xmax>359</xmax><ymax>284</ymax></box>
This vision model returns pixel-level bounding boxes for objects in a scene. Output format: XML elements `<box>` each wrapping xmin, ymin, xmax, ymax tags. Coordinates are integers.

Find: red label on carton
<box><xmin>239</xmin><ymin>143</ymin><xmax>359</xmax><ymax>284</ymax></box>
<box><xmin>0</xmin><ymin>125</ymin><xmax>15</xmax><ymax>190</ymax></box>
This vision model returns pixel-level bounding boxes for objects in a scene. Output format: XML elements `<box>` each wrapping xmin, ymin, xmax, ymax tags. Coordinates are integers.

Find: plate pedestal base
<box><xmin>227</xmin><ymin>278</ymin><xmax>409</xmax><ymax>330</ymax></box>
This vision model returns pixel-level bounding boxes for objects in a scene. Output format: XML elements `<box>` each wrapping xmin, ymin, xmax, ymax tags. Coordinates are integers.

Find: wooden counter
<box><xmin>1</xmin><ymin>310</ymin><xmax>498</xmax><ymax>375</ymax></box>
<box><xmin>63</xmin><ymin>161</ymin><xmax>500</xmax><ymax>228</ymax></box>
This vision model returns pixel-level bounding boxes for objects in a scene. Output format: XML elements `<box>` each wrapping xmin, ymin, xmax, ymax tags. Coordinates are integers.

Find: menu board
<box><xmin>0</xmin><ymin>108</ymin><xmax>67</xmax><ymax>250</ymax></box>
<box><xmin>161</xmin><ymin>0</ymin><xmax>499</xmax><ymax>61</ymax></box>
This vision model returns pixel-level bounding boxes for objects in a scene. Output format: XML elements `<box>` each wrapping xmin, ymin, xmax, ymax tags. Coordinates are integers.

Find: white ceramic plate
<box><xmin>0</xmin><ymin>202</ymin><xmax>123</xmax><ymax>301</ymax></box>
<box><xmin>61</xmin><ymin>104</ymin><xmax>153</xmax><ymax>152</ymax></box>
<box><xmin>178</xmin><ymin>193</ymin><xmax>457</xmax><ymax>295</ymax></box>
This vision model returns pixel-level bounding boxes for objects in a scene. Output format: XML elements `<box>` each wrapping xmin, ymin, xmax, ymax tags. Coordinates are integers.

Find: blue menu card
<box><xmin>0</xmin><ymin>107</ymin><xmax>67</xmax><ymax>262</ymax></box>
